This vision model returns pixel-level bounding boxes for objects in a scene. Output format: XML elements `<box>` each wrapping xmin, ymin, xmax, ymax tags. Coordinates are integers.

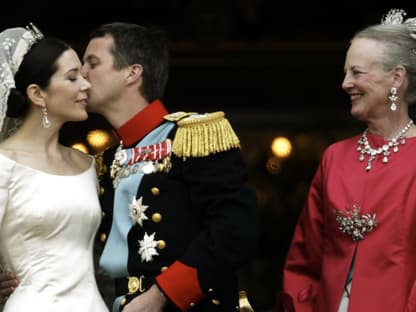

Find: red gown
<box><xmin>280</xmin><ymin>133</ymin><xmax>416</xmax><ymax>312</ymax></box>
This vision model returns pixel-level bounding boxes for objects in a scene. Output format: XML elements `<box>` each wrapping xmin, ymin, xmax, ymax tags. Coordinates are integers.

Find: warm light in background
<box><xmin>87</xmin><ymin>129</ymin><xmax>112</xmax><ymax>150</ymax></box>
<box><xmin>71</xmin><ymin>143</ymin><xmax>89</xmax><ymax>154</ymax></box>
<box><xmin>271</xmin><ymin>136</ymin><xmax>292</xmax><ymax>158</ymax></box>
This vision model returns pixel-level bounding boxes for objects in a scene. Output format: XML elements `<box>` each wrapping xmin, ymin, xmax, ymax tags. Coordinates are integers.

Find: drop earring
<box><xmin>389</xmin><ymin>87</ymin><xmax>398</xmax><ymax>111</ymax></box>
<box><xmin>42</xmin><ymin>107</ymin><xmax>51</xmax><ymax>128</ymax></box>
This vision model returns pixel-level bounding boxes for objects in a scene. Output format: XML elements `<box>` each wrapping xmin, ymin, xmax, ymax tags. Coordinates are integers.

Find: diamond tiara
<box><xmin>380</xmin><ymin>9</ymin><xmax>416</xmax><ymax>44</ymax></box>
<box><xmin>25</xmin><ymin>22</ymin><xmax>44</xmax><ymax>42</ymax></box>
<box><xmin>381</xmin><ymin>8</ymin><xmax>407</xmax><ymax>25</ymax></box>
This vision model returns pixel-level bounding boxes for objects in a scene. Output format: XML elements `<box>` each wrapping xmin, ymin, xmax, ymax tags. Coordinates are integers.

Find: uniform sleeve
<box><xmin>276</xmin><ymin>159</ymin><xmax>326</xmax><ymax>312</ymax></box>
<box><xmin>156</xmin><ymin>147</ymin><xmax>258</xmax><ymax>311</ymax></box>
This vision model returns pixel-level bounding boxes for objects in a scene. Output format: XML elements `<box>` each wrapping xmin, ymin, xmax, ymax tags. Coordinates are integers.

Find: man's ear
<box><xmin>126</xmin><ymin>64</ymin><xmax>143</xmax><ymax>85</ymax></box>
<box><xmin>26</xmin><ymin>84</ymin><xmax>46</xmax><ymax>108</ymax></box>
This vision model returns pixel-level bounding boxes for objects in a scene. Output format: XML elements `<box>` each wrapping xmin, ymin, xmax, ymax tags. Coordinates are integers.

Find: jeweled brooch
<box><xmin>138</xmin><ymin>232</ymin><xmax>159</xmax><ymax>262</ymax></box>
<box><xmin>129</xmin><ymin>196</ymin><xmax>149</xmax><ymax>227</ymax></box>
<box><xmin>334</xmin><ymin>204</ymin><xmax>377</xmax><ymax>241</ymax></box>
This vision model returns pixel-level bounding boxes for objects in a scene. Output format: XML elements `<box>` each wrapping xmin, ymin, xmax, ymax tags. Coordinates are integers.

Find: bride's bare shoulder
<box><xmin>64</xmin><ymin>146</ymin><xmax>93</xmax><ymax>170</ymax></box>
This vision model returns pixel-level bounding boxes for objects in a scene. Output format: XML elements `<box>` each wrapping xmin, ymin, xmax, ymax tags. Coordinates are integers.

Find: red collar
<box><xmin>116</xmin><ymin>99</ymin><xmax>168</xmax><ymax>147</ymax></box>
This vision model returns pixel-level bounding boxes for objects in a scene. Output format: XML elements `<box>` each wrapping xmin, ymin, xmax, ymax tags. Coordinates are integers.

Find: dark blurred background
<box><xmin>1</xmin><ymin>1</ymin><xmax>413</xmax><ymax>310</ymax></box>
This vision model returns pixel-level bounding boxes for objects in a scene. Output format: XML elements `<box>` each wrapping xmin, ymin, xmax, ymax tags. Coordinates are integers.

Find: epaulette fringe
<box><xmin>172</xmin><ymin>111</ymin><xmax>240</xmax><ymax>159</ymax></box>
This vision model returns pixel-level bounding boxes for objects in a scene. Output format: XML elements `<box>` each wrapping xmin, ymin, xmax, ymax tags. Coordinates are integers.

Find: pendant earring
<box><xmin>389</xmin><ymin>87</ymin><xmax>398</xmax><ymax>111</ymax></box>
<box><xmin>42</xmin><ymin>107</ymin><xmax>51</xmax><ymax>128</ymax></box>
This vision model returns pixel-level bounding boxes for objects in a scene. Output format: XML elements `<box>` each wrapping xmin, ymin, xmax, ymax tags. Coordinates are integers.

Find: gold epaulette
<box><xmin>168</xmin><ymin>111</ymin><xmax>240</xmax><ymax>159</ymax></box>
<box><xmin>163</xmin><ymin>111</ymin><xmax>197</xmax><ymax>122</ymax></box>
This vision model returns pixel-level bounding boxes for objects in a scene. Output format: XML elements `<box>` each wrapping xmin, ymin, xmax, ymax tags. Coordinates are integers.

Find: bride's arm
<box><xmin>0</xmin><ymin>155</ymin><xmax>19</xmax><ymax>304</ymax></box>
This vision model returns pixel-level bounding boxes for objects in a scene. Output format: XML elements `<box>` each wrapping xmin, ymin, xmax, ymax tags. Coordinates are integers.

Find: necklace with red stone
<box><xmin>357</xmin><ymin>119</ymin><xmax>414</xmax><ymax>171</ymax></box>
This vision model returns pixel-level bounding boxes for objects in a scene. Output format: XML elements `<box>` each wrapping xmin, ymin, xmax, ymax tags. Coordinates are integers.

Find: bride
<box><xmin>0</xmin><ymin>25</ymin><xmax>108</xmax><ymax>311</ymax></box>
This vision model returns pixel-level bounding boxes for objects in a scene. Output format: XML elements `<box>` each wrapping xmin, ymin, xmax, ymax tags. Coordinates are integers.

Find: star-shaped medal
<box><xmin>138</xmin><ymin>232</ymin><xmax>159</xmax><ymax>262</ymax></box>
<box><xmin>129</xmin><ymin>196</ymin><xmax>149</xmax><ymax>226</ymax></box>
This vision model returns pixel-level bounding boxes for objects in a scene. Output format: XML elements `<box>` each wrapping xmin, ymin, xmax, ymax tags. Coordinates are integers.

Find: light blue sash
<box><xmin>99</xmin><ymin>121</ymin><xmax>175</xmax><ymax>278</ymax></box>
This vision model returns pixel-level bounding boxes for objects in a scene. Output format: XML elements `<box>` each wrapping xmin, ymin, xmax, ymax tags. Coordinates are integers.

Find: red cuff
<box><xmin>156</xmin><ymin>261</ymin><xmax>204</xmax><ymax>311</ymax></box>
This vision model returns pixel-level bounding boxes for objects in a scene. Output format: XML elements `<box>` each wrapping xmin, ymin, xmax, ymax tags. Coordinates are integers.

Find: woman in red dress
<box><xmin>276</xmin><ymin>9</ymin><xmax>416</xmax><ymax>312</ymax></box>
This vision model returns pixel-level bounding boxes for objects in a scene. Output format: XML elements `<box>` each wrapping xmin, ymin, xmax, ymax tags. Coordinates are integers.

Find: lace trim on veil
<box><xmin>0</xmin><ymin>117</ymin><xmax>22</xmax><ymax>142</ymax></box>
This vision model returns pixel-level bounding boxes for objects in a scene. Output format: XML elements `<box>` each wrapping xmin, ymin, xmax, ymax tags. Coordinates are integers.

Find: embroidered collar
<box><xmin>116</xmin><ymin>99</ymin><xmax>168</xmax><ymax>147</ymax></box>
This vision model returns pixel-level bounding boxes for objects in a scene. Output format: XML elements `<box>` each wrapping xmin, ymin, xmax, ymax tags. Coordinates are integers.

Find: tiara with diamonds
<box><xmin>25</xmin><ymin>22</ymin><xmax>44</xmax><ymax>41</ymax></box>
<box><xmin>381</xmin><ymin>9</ymin><xmax>416</xmax><ymax>49</ymax></box>
<box><xmin>381</xmin><ymin>9</ymin><xmax>407</xmax><ymax>25</ymax></box>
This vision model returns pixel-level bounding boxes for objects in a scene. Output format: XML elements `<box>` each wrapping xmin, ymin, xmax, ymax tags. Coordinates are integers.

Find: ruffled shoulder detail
<box><xmin>166</xmin><ymin>111</ymin><xmax>241</xmax><ymax>159</ymax></box>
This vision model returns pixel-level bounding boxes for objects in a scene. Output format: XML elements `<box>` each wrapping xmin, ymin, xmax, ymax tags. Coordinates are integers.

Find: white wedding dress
<box><xmin>0</xmin><ymin>153</ymin><xmax>109</xmax><ymax>311</ymax></box>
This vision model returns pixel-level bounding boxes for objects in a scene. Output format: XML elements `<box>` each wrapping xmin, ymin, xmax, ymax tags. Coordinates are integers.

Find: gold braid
<box><xmin>170</xmin><ymin>111</ymin><xmax>240</xmax><ymax>160</ymax></box>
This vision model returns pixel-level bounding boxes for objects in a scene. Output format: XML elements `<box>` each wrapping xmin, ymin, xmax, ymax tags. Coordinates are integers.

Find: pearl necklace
<box><xmin>357</xmin><ymin>119</ymin><xmax>414</xmax><ymax>171</ymax></box>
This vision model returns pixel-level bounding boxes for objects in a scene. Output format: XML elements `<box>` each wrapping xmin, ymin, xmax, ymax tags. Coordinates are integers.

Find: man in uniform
<box><xmin>87</xmin><ymin>22</ymin><xmax>257</xmax><ymax>312</ymax></box>
<box><xmin>1</xmin><ymin>22</ymin><xmax>258</xmax><ymax>312</ymax></box>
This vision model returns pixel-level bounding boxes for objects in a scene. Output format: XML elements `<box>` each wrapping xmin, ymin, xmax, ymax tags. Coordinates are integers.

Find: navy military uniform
<box><xmin>95</xmin><ymin>100</ymin><xmax>257</xmax><ymax>311</ymax></box>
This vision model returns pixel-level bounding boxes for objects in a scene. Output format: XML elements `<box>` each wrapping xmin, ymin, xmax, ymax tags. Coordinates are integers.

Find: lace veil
<box><xmin>0</xmin><ymin>24</ymin><xmax>43</xmax><ymax>141</ymax></box>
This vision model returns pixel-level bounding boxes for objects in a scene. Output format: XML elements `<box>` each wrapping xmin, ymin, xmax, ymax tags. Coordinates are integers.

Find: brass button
<box><xmin>189</xmin><ymin>302</ymin><xmax>195</xmax><ymax>307</ymax></box>
<box><xmin>127</xmin><ymin>276</ymin><xmax>140</xmax><ymax>294</ymax></box>
<box><xmin>157</xmin><ymin>240</ymin><xmax>166</xmax><ymax>250</ymax></box>
<box><xmin>100</xmin><ymin>233</ymin><xmax>107</xmax><ymax>243</ymax></box>
<box><xmin>101</xmin><ymin>211</ymin><xmax>106</xmax><ymax>217</ymax></box>
<box><xmin>99</xmin><ymin>186</ymin><xmax>105</xmax><ymax>196</ymax></box>
<box><xmin>152</xmin><ymin>213</ymin><xmax>162</xmax><ymax>223</ymax></box>
<box><xmin>212</xmin><ymin>299</ymin><xmax>220</xmax><ymax>305</ymax></box>
<box><xmin>160</xmin><ymin>266</ymin><xmax>168</xmax><ymax>272</ymax></box>
<box><xmin>120</xmin><ymin>297</ymin><xmax>126</xmax><ymax>306</ymax></box>
<box><xmin>151</xmin><ymin>187</ymin><xmax>160</xmax><ymax>196</ymax></box>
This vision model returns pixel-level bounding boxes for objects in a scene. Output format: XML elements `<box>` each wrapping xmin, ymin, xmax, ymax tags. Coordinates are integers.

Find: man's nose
<box><xmin>80</xmin><ymin>66</ymin><xmax>88</xmax><ymax>79</ymax></box>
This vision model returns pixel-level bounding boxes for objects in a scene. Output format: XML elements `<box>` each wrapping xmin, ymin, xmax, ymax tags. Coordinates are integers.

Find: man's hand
<box><xmin>123</xmin><ymin>284</ymin><xmax>167</xmax><ymax>312</ymax></box>
<box><xmin>0</xmin><ymin>272</ymin><xmax>18</xmax><ymax>303</ymax></box>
